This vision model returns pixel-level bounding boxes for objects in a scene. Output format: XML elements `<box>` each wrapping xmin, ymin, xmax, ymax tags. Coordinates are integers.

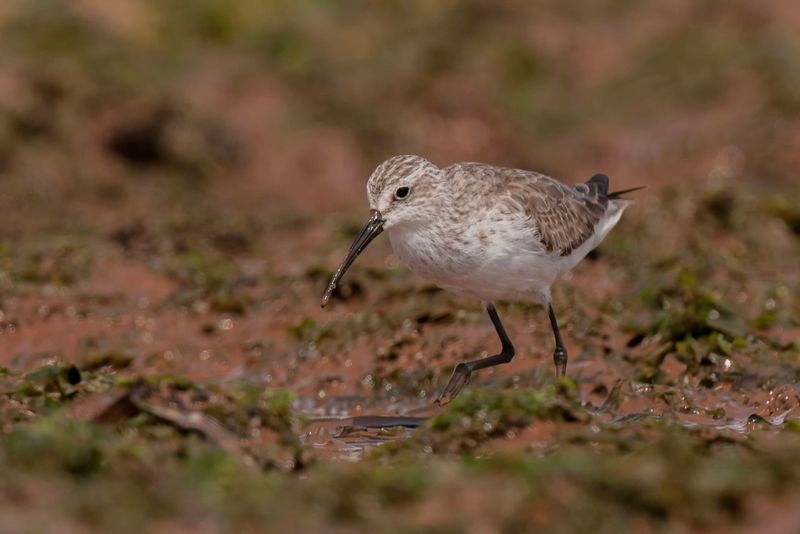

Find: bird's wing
<box><xmin>447</xmin><ymin>163</ymin><xmax>609</xmax><ymax>256</ymax></box>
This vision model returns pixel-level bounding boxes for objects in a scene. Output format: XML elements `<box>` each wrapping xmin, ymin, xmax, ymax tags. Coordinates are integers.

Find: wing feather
<box><xmin>446</xmin><ymin>163</ymin><xmax>608</xmax><ymax>256</ymax></box>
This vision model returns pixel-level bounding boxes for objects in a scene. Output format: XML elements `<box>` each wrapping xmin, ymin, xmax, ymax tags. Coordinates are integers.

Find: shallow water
<box><xmin>299</xmin><ymin>379</ymin><xmax>800</xmax><ymax>459</ymax></box>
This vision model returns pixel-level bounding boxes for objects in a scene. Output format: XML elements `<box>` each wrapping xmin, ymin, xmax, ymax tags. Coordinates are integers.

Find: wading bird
<box><xmin>322</xmin><ymin>155</ymin><xmax>641</xmax><ymax>404</ymax></box>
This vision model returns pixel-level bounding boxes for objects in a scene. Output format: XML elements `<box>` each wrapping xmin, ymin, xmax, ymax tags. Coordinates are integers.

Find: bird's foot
<box><xmin>553</xmin><ymin>347</ymin><xmax>568</xmax><ymax>377</ymax></box>
<box><xmin>435</xmin><ymin>362</ymin><xmax>472</xmax><ymax>405</ymax></box>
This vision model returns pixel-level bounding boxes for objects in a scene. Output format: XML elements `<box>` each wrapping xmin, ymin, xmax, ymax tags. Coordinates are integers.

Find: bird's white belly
<box><xmin>441</xmin><ymin>249</ymin><xmax>559</xmax><ymax>302</ymax></box>
<box><xmin>388</xmin><ymin>219</ymin><xmax>557</xmax><ymax>302</ymax></box>
<box><xmin>387</xmin><ymin>205</ymin><xmax>626</xmax><ymax>303</ymax></box>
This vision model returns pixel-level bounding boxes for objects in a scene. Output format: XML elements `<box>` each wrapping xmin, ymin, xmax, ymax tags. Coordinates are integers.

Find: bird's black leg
<box><xmin>435</xmin><ymin>302</ymin><xmax>515</xmax><ymax>405</ymax></box>
<box><xmin>548</xmin><ymin>302</ymin><xmax>567</xmax><ymax>376</ymax></box>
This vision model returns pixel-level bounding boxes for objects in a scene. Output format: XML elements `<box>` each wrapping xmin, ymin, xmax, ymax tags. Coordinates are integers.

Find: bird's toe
<box><xmin>435</xmin><ymin>363</ymin><xmax>472</xmax><ymax>405</ymax></box>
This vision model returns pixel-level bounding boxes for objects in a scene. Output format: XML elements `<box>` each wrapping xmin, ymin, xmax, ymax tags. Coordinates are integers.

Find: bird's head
<box><xmin>321</xmin><ymin>155</ymin><xmax>444</xmax><ymax>307</ymax></box>
<box><xmin>366</xmin><ymin>155</ymin><xmax>444</xmax><ymax>230</ymax></box>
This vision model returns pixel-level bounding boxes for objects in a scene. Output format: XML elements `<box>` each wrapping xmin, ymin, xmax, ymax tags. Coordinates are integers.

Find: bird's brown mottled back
<box><xmin>445</xmin><ymin>162</ymin><xmax>609</xmax><ymax>256</ymax></box>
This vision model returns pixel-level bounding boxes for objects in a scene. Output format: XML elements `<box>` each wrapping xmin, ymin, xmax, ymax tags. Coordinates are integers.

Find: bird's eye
<box><xmin>394</xmin><ymin>186</ymin><xmax>410</xmax><ymax>200</ymax></box>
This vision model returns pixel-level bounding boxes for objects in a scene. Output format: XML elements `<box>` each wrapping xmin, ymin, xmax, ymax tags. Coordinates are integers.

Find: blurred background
<box><xmin>1</xmin><ymin>0</ymin><xmax>798</xmax><ymax>229</ymax></box>
<box><xmin>0</xmin><ymin>2</ymin><xmax>799</xmax><ymax>530</ymax></box>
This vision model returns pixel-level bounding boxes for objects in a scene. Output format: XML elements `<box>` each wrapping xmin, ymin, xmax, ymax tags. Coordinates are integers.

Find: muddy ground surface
<box><xmin>0</xmin><ymin>2</ymin><xmax>799</xmax><ymax>532</ymax></box>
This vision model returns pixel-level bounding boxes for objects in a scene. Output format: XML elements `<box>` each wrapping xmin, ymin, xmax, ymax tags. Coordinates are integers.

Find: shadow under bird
<box><xmin>321</xmin><ymin>155</ymin><xmax>642</xmax><ymax>404</ymax></box>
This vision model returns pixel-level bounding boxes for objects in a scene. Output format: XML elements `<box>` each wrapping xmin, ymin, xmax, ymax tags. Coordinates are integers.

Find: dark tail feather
<box><xmin>586</xmin><ymin>173</ymin><xmax>609</xmax><ymax>196</ymax></box>
<box><xmin>608</xmin><ymin>186</ymin><xmax>645</xmax><ymax>199</ymax></box>
<box><xmin>583</xmin><ymin>173</ymin><xmax>644</xmax><ymax>199</ymax></box>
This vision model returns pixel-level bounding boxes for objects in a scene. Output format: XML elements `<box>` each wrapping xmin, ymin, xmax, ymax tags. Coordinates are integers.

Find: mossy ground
<box><xmin>0</xmin><ymin>2</ymin><xmax>799</xmax><ymax>532</ymax></box>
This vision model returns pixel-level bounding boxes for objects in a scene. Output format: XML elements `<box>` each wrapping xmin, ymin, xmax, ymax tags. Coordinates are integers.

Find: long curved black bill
<box><xmin>321</xmin><ymin>209</ymin><xmax>384</xmax><ymax>308</ymax></box>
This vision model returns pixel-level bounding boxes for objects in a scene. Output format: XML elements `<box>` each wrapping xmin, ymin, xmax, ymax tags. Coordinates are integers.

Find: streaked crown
<box><xmin>367</xmin><ymin>155</ymin><xmax>436</xmax><ymax>198</ymax></box>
